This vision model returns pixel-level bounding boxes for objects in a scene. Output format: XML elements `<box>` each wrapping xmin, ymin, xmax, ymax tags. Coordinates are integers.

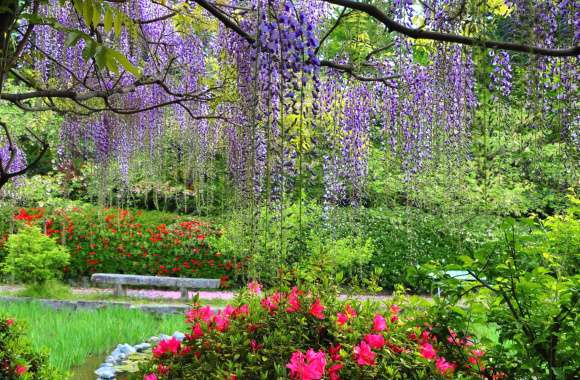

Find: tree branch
<box><xmin>322</xmin><ymin>0</ymin><xmax>580</xmax><ymax>57</ymax></box>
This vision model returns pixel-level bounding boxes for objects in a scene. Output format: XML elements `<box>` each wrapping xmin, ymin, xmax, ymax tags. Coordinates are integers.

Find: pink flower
<box><xmin>286</xmin><ymin>349</ymin><xmax>327</xmax><ymax>380</ymax></box>
<box><xmin>336</xmin><ymin>313</ymin><xmax>348</xmax><ymax>326</ymax></box>
<box><xmin>436</xmin><ymin>356</ymin><xmax>456</xmax><ymax>375</ymax></box>
<box><xmin>152</xmin><ymin>337</ymin><xmax>181</xmax><ymax>358</ymax></box>
<box><xmin>235</xmin><ymin>304</ymin><xmax>249</xmax><ymax>317</ymax></box>
<box><xmin>213</xmin><ymin>312</ymin><xmax>230</xmax><ymax>332</ymax></box>
<box><xmin>15</xmin><ymin>365</ymin><xmax>27</xmax><ymax>376</ymax></box>
<box><xmin>345</xmin><ymin>304</ymin><xmax>357</xmax><ymax>318</ymax></box>
<box><xmin>186</xmin><ymin>305</ymin><xmax>213</xmax><ymax>324</ymax></box>
<box><xmin>191</xmin><ymin>322</ymin><xmax>204</xmax><ymax>339</ymax></box>
<box><xmin>420</xmin><ymin>342</ymin><xmax>437</xmax><ymax>360</ymax></box>
<box><xmin>329</xmin><ymin>344</ymin><xmax>341</xmax><ymax>361</ymax></box>
<box><xmin>328</xmin><ymin>363</ymin><xmax>343</xmax><ymax>380</ymax></box>
<box><xmin>309</xmin><ymin>299</ymin><xmax>325</xmax><ymax>319</ymax></box>
<box><xmin>390</xmin><ymin>304</ymin><xmax>401</xmax><ymax>314</ymax></box>
<box><xmin>261</xmin><ymin>292</ymin><xmax>281</xmax><ymax>314</ymax></box>
<box><xmin>364</xmin><ymin>334</ymin><xmax>386</xmax><ymax>349</ymax></box>
<box><xmin>471</xmin><ymin>349</ymin><xmax>485</xmax><ymax>357</ymax></box>
<box><xmin>353</xmin><ymin>341</ymin><xmax>376</xmax><ymax>366</ymax></box>
<box><xmin>223</xmin><ymin>305</ymin><xmax>236</xmax><ymax>318</ymax></box>
<box><xmin>250</xmin><ymin>339</ymin><xmax>263</xmax><ymax>352</ymax></box>
<box><xmin>373</xmin><ymin>314</ymin><xmax>387</xmax><ymax>332</ymax></box>
<box><xmin>144</xmin><ymin>374</ymin><xmax>157</xmax><ymax>380</ymax></box>
<box><xmin>286</xmin><ymin>287</ymin><xmax>301</xmax><ymax>312</ymax></box>
<box><xmin>247</xmin><ymin>280</ymin><xmax>262</xmax><ymax>295</ymax></box>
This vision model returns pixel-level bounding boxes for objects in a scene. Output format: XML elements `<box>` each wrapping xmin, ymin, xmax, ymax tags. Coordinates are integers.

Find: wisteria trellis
<box><xmin>1</xmin><ymin>0</ymin><xmax>578</xmax><ymax>205</ymax></box>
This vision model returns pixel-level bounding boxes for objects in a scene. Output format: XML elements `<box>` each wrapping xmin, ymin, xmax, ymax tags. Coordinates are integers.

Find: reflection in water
<box><xmin>69</xmin><ymin>354</ymin><xmax>129</xmax><ymax>380</ymax></box>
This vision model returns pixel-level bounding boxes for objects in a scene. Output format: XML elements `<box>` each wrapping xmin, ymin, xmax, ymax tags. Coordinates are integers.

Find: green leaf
<box><xmin>104</xmin><ymin>7</ymin><xmax>113</xmax><ymax>34</ymax></box>
<box><xmin>109</xmin><ymin>49</ymin><xmax>141</xmax><ymax>77</ymax></box>
<box><xmin>65</xmin><ymin>31</ymin><xmax>84</xmax><ymax>48</ymax></box>
<box><xmin>82</xmin><ymin>0</ymin><xmax>93</xmax><ymax>27</ymax></box>
<box><xmin>81</xmin><ymin>40</ymin><xmax>97</xmax><ymax>61</ymax></box>
<box><xmin>113</xmin><ymin>9</ymin><xmax>123</xmax><ymax>38</ymax></box>
<box><xmin>92</xmin><ymin>2</ymin><xmax>101</xmax><ymax>28</ymax></box>
<box><xmin>94</xmin><ymin>45</ymin><xmax>107</xmax><ymax>69</ymax></box>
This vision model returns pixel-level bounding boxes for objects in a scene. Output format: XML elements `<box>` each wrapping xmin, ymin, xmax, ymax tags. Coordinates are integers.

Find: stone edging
<box><xmin>0</xmin><ymin>296</ymin><xmax>191</xmax><ymax>314</ymax></box>
<box><xmin>96</xmin><ymin>332</ymin><xmax>186</xmax><ymax>380</ymax></box>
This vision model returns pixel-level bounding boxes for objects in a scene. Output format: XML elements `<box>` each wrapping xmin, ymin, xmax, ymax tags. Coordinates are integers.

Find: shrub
<box><xmin>424</xmin><ymin>204</ymin><xmax>579</xmax><ymax>379</ymax></box>
<box><xmin>0</xmin><ymin>316</ymin><xmax>62</xmax><ymax>379</ymax></box>
<box><xmin>135</xmin><ymin>283</ymin><xmax>503</xmax><ymax>379</ymax></box>
<box><xmin>1</xmin><ymin>226</ymin><xmax>70</xmax><ymax>285</ymax></box>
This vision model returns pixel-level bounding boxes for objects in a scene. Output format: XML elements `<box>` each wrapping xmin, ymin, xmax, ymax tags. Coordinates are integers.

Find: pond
<box><xmin>70</xmin><ymin>355</ymin><xmax>129</xmax><ymax>380</ymax></box>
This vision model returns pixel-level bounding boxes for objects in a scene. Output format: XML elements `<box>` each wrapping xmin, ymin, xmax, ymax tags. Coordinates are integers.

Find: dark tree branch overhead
<box><xmin>322</xmin><ymin>0</ymin><xmax>580</xmax><ymax>57</ymax></box>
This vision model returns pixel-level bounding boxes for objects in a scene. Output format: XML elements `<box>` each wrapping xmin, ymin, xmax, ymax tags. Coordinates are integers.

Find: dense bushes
<box><xmin>136</xmin><ymin>283</ymin><xmax>502</xmax><ymax>380</ymax></box>
<box><xmin>0</xmin><ymin>316</ymin><xmax>62</xmax><ymax>379</ymax></box>
<box><xmin>0</xmin><ymin>205</ymin><xmax>241</xmax><ymax>285</ymax></box>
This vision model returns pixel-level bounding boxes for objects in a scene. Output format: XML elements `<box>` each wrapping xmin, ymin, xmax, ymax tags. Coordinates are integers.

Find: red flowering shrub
<box><xmin>136</xmin><ymin>283</ymin><xmax>504</xmax><ymax>379</ymax></box>
<box><xmin>6</xmin><ymin>206</ymin><xmax>243</xmax><ymax>284</ymax></box>
<box><xmin>0</xmin><ymin>317</ymin><xmax>62</xmax><ymax>379</ymax></box>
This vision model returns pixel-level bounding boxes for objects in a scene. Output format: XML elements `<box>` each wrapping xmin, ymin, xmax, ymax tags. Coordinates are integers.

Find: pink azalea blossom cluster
<box><xmin>142</xmin><ymin>282</ymin><xmax>501</xmax><ymax>380</ymax></box>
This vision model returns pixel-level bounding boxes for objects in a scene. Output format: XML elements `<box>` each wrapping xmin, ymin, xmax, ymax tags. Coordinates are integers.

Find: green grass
<box><xmin>1</xmin><ymin>301</ymin><xmax>185</xmax><ymax>376</ymax></box>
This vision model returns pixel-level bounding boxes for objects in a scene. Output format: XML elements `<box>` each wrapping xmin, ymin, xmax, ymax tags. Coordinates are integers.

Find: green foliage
<box><xmin>422</xmin><ymin>202</ymin><xmax>579</xmax><ymax>379</ymax></box>
<box><xmin>2</xmin><ymin>226</ymin><xmax>70</xmax><ymax>285</ymax></box>
<box><xmin>2</xmin><ymin>302</ymin><xmax>184</xmax><ymax>373</ymax></box>
<box><xmin>0</xmin><ymin>316</ymin><xmax>63</xmax><ymax>380</ymax></box>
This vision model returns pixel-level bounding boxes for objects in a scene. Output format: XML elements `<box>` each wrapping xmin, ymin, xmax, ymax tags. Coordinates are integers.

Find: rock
<box><xmin>149</xmin><ymin>336</ymin><xmax>159</xmax><ymax>343</ymax></box>
<box><xmin>158</xmin><ymin>333</ymin><xmax>170</xmax><ymax>341</ymax></box>
<box><xmin>172</xmin><ymin>331</ymin><xmax>185</xmax><ymax>342</ymax></box>
<box><xmin>134</xmin><ymin>343</ymin><xmax>151</xmax><ymax>352</ymax></box>
<box><xmin>118</xmin><ymin>343</ymin><xmax>136</xmax><ymax>355</ymax></box>
<box><xmin>95</xmin><ymin>366</ymin><xmax>116</xmax><ymax>379</ymax></box>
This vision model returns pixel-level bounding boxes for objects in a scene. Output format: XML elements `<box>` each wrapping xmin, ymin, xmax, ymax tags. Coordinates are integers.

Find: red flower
<box><xmin>329</xmin><ymin>344</ymin><xmax>341</xmax><ymax>361</ymax></box>
<box><xmin>15</xmin><ymin>365</ymin><xmax>27</xmax><ymax>375</ymax></box>
<box><xmin>336</xmin><ymin>313</ymin><xmax>348</xmax><ymax>326</ymax></box>
<box><xmin>152</xmin><ymin>337</ymin><xmax>181</xmax><ymax>358</ymax></box>
<box><xmin>196</xmin><ymin>234</ymin><xmax>205</xmax><ymax>241</ymax></box>
<box><xmin>390</xmin><ymin>304</ymin><xmax>401</xmax><ymax>314</ymax></box>
<box><xmin>191</xmin><ymin>322</ymin><xmax>204</xmax><ymax>339</ymax></box>
<box><xmin>286</xmin><ymin>287</ymin><xmax>301</xmax><ymax>312</ymax></box>
<box><xmin>157</xmin><ymin>364</ymin><xmax>170</xmax><ymax>375</ymax></box>
<box><xmin>364</xmin><ymin>334</ymin><xmax>386</xmax><ymax>349</ymax></box>
<box><xmin>309</xmin><ymin>299</ymin><xmax>325</xmax><ymax>319</ymax></box>
<box><xmin>328</xmin><ymin>364</ymin><xmax>343</xmax><ymax>380</ymax></box>
<box><xmin>6</xmin><ymin>319</ymin><xmax>13</xmax><ymax>326</ymax></box>
<box><xmin>353</xmin><ymin>341</ymin><xmax>375</xmax><ymax>366</ymax></box>
<box><xmin>250</xmin><ymin>339</ymin><xmax>263</xmax><ymax>352</ymax></box>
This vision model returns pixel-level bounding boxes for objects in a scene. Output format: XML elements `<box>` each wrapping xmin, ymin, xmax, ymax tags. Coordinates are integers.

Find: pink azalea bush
<box><xmin>136</xmin><ymin>282</ymin><xmax>505</xmax><ymax>379</ymax></box>
<box><xmin>0</xmin><ymin>317</ymin><xmax>61</xmax><ymax>379</ymax></box>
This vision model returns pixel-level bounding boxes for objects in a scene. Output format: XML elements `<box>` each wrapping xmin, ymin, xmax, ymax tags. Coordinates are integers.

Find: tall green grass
<box><xmin>0</xmin><ymin>302</ymin><xmax>184</xmax><ymax>375</ymax></box>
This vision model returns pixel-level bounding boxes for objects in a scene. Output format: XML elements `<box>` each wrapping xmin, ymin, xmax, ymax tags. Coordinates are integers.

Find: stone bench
<box><xmin>91</xmin><ymin>273</ymin><xmax>220</xmax><ymax>300</ymax></box>
<box><xmin>431</xmin><ymin>270</ymin><xmax>478</xmax><ymax>297</ymax></box>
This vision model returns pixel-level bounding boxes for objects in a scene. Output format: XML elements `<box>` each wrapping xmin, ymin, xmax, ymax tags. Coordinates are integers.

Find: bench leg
<box><xmin>180</xmin><ymin>287</ymin><xmax>189</xmax><ymax>301</ymax></box>
<box><xmin>114</xmin><ymin>284</ymin><xmax>127</xmax><ymax>297</ymax></box>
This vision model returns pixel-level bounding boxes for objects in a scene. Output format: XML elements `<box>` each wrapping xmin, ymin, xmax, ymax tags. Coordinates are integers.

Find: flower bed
<box><xmin>3</xmin><ymin>206</ymin><xmax>243</xmax><ymax>285</ymax></box>
<box><xmin>0</xmin><ymin>316</ymin><xmax>61</xmax><ymax>379</ymax></box>
<box><xmin>136</xmin><ymin>282</ymin><xmax>505</xmax><ymax>379</ymax></box>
